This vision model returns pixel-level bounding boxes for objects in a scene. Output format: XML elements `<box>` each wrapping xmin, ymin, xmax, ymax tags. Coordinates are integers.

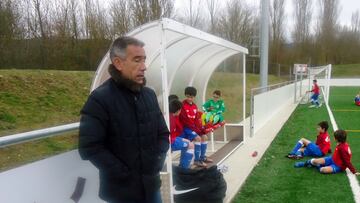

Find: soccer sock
<box><xmin>200</xmin><ymin>142</ymin><xmax>208</xmax><ymax>160</ymax></box>
<box><xmin>290</xmin><ymin>141</ymin><xmax>303</xmax><ymax>155</ymax></box>
<box><xmin>315</xmin><ymin>100</ymin><xmax>319</xmax><ymax>106</ymax></box>
<box><xmin>309</xmin><ymin>158</ymin><xmax>319</xmax><ymax>167</ymax></box>
<box><xmin>180</xmin><ymin>149</ymin><xmax>194</xmax><ymax>169</ymax></box>
<box><xmin>194</xmin><ymin>142</ymin><xmax>201</xmax><ymax>161</ymax></box>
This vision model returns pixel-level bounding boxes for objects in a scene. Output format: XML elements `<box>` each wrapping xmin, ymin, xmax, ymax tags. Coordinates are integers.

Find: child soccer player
<box><xmin>169</xmin><ymin>99</ymin><xmax>194</xmax><ymax>169</ymax></box>
<box><xmin>295</xmin><ymin>129</ymin><xmax>360</xmax><ymax>175</ymax></box>
<box><xmin>355</xmin><ymin>92</ymin><xmax>360</xmax><ymax>106</ymax></box>
<box><xmin>179</xmin><ymin>86</ymin><xmax>213</xmax><ymax>167</ymax></box>
<box><xmin>286</xmin><ymin>121</ymin><xmax>331</xmax><ymax>159</ymax></box>
<box><xmin>202</xmin><ymin>90</ymin><xmax>226</xmax><ymax>130</ymax></box>
<box><xmin>307</xmin><ymin>79</ymin><xmax>321</xmax><ymax>108</ymax></box>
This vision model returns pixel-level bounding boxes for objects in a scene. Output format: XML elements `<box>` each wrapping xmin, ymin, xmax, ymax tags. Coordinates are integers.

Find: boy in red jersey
<box><xmin>307</xmin><ymin>79</ymin><xmax>321</xmax><ymax>108</ymax></box>
<box><xmin>179</xmin><ymin>86</ymin><xmax>213</xmax><ymax>167</ymax></box>
<box><xmin>169</xmin><ymin>99</ymin><xmax>194</xmax><ymax>169</ymax></box>
<box><xmin>295</xmin><ymin>129</ymin><xmax>360</xmax><ymax>175</ymax></box>
<box><xmin>286</xmin><ymin>121</ymin><xmax>331</xmax><ymax>159</ymax></box>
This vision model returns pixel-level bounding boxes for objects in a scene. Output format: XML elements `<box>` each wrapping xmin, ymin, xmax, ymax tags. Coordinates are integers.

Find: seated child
<box><xmin>306</xmin><ymin>79</ymin><xmax>321</xmax><ymax>108</ymax></box>
<box><xmin>294</xmin><ymin>129</ymin><xmax>360</xmax><ymax>176</ymax></box>
<box><xmin>202</xmin><ymin>90</ymin><xmax>226</xmax><ymax>130</ymax></box>
<box><xmin>286</xmin><ymin>121</ymin><xmax>331</xmax><ymax>159</ymax></box>
<box><xmin>355</xmin><ymin>92</ymin><xmax>360</xmax><ymax>106</ymax></box>
<box><xmin>179</xmin><ymin>86</ymin><xmax>213</xmax><ymax>167</ymax></box>
<box><xmin>169</xmin><ymin>99</ymin><xmax>194</xmax><ymax>169</ymax></box>
<box><xmin>169</xmin><ymin>94</ymin><xmax>179</xmax><ymax>103</ymax></box>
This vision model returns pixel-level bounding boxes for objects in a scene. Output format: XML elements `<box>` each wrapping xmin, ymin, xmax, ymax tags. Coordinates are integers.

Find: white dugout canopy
<box><xmin>91</xmin><ymin>18</ymin><xmax>248</xmax><ymax>114</ymax></box>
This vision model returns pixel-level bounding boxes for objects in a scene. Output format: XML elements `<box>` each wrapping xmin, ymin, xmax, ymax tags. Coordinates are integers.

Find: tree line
<box><xmin>0</xmin><ymin>0</ymin><xmax>359</xmax><ymax>71</ymax></box>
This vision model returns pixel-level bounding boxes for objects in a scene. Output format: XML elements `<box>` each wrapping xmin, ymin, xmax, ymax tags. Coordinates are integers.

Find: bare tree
<box><xmin>206</xmin><ymin>0</ymin><xmax>220</xmax><ymax>34</ymax></box>
<box><xmin>270</xmin><ymin>0</ymin><xmax>285</xmax><ymax>42</ymax></box>
<box><xmin>292</xmin><ymin>0</ymin><xmax>312</xmax><ymax>43</ymax></box>
<box><xmin>316</xmin><ymin>0</ymin><xmax>340</xmax><ymax>63</ymax></box>
<box><xmin>351</xmin><ymin>10</ymin><xmax>360</xmax><ymax>34</ymax></box>
<box><xmin>217</xmin><ymin>0</ymin><xmax>253</xmax><ymax>46</ymax></box>
<box><xmin>178</xmin><ymin>0</ymin><xmax>204</xmax><ymax>28</ymax></box>
<box><xmin>159</xmin><ymin>0</ymin><xmax>175</xmax><ymax>18</ymax></box>
<box><xmin>84</xmin><ymin>0</ymin><xmax>110</xmax><ymax>39</ymax></box>
<box><xmin>110</xmin><ymin>0</ymin><xmax>132</xmax><ymax>38</ymax></box>
<box><xmin>0</xmin><ymin>0</ymin><xmax>22</xmax><ymax>39</ymax></box>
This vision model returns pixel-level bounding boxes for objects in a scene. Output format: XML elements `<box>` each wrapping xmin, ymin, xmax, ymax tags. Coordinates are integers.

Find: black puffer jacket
<box><xmin>78</xmin><ymin>67</ymin><xmax>169</xmax><ymax>202</ymax></box>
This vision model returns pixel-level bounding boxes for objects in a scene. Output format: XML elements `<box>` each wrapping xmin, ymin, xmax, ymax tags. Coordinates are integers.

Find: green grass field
<box><xmin>233</xmin><ymin>86</ymin><xmax>360</xmax><ymax>202</ymax></box>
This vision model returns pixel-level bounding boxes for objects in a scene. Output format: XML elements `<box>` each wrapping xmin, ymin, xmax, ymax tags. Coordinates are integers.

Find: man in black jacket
<box><xmin>79</xmin><ymin>36</ymin><xmax>170</xmax><ymax>203</ymax></box>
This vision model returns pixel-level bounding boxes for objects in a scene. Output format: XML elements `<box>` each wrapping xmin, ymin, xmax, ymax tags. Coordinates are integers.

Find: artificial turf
<box><xmin>233</xmin><ymin>87</ymin><xmax>359</xmax><ymax>203</ymax></box>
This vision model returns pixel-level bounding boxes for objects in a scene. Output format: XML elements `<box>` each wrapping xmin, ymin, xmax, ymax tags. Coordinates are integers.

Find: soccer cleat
<box><xmin>193</xmin><ymin>160</ymin><xmax>207</xmax><ymax>167</ymax></box>
<box><xmin>294</xmin><ymin>161</ymin><xmax>305</xmax><ymax>168</ymax></box>
<box><xmin>202</xmin><ymin>156</ymin><xmax>213</xmax><ymax>163</ymax></box>
<box><xmin>219</xmin><ymin>121</ymin><xmax>226</xmax><ymax>126</ymax></box>
<box><xmin>286</xmin><ymin>153</ymin><xmax>303</xmax><ymax>159</ymax></box>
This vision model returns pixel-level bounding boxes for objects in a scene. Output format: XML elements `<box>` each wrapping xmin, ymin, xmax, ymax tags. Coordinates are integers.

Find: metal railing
<box><xmin>0</xmin><ymin>122</ymin><xmax>79</xmax><ymax>148</ymax></box>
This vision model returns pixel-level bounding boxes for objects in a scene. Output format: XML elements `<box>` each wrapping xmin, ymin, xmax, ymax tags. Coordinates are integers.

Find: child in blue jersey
<box><xmin>169</xmin><ymin>99</ymin><xmax>195</xmax><ymax>169</ymax></box>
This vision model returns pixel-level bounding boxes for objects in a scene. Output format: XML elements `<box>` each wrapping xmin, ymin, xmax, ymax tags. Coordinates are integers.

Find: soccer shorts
<box><xmin>311</xmin><ymin>93</ymin><xmax>319</xmax><ymax>101</ymax></box>
<box><xmin>180</xmin><ymin>127</ymin><xmax>198</xmax><ymax>141</ymax></box>
<box><xmin>322</xmin><ymin>156</ymin><xmax>342</xmax><ymax>173</ymax></box>
<box><xmin>171</xmin><ymin>137</ymin><xmax>189</xmax><ymax>151</ymax></box>
<box><xmin>303</xmin><ymin>143</ymin><xmax>323</xmax><ymax>157</ymax></box>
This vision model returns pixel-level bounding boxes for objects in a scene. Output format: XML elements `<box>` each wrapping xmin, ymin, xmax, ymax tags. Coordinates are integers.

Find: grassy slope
<box><xmin>332</xmin><ymin>64</ymin><xmax>360</xmax><ymax>78</ymax></box>
<box><xmin>233</xmin><ymin>104</ymin><xmax>355</xmax><ymax>203</ymax></box>
<box><xmin>0</xmin><ymin>70</ymin><xmax>93</xmax><ymax>171</ymax></box>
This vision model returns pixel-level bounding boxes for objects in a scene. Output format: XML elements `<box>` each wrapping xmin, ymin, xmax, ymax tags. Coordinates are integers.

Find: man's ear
<box><xmin>113</xmin><ymin>57</ymin><xmax>123</xmax><ymax>71</ymax></box>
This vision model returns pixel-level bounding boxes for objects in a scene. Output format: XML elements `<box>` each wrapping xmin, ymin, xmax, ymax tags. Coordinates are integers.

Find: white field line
<box><xmin>324</xmin><ymin>93</ymin><xmax>360</xmax><ymax>203</ymax></box>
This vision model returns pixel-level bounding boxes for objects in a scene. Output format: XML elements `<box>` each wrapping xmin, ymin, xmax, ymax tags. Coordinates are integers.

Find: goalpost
<box><xmin>294</xmin><ymin>64</ymin><xmax>332</xmax><ymax>105</ymax></box>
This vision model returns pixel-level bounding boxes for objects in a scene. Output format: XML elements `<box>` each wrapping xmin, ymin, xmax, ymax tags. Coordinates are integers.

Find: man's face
<box><xmin>113</xmin><ymin>45</ymin><xmax>146</xmax><ymax>84</ymax></box>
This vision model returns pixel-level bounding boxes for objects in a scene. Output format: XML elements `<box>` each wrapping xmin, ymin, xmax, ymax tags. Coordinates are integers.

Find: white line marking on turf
<box><xmin>325</xmin><ymin>98</ymin><xmax>360</xmax><ymax>203</ymax></box>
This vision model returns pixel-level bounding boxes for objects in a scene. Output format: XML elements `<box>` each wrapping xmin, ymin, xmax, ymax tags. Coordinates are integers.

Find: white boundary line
<box><xmin>324</xmin><ymin>88</ymin><xmax>360</xmax><ymax>203</ymax></box>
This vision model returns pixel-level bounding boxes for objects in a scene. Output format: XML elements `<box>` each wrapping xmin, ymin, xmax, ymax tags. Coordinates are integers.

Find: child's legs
<box><xmin>311</xmin><ymin>94</ymin><xmax>319</xmax><ymax>105</ymax></box>
<box><xmin>318</xmin><ymin>157</ymin><xmax>342</xmax><ymax>174</ymax></box>
<box><xmin>205</xmin><ymin>113</ymin><xmax>212</xmax><ymax>123</ymax></box>
<box><xmin>200</xmin><ymin>134</ymin><xmax>208</xmax><ymax>160</ymax></box>
<box><xmin>213</xmin><ymin>114</ymin><xmax>220</xmax><ymax>124</ymax></box>
<box><xmin>182</xmin><ymin>128</ymin><xmax>199</xmax><ymax>141</ymax></box>
<box><xmin>308</xmin><ymin>157</ymin><xmax>326</xmax><ymax>167</ymax></box>
<box><xmin>303</xmin><ymin>143</ymin><xmax>323</xmax><ymax>157</ymax></box>
<box><xmin>179</xmin><ymin>141</ymin><xmax>194</xmax><ymax>169</ymax></box>
<box><xmin>290</xmin><ymin>138</ymin><xmax>310</xmax><ymax>154</ymax></box>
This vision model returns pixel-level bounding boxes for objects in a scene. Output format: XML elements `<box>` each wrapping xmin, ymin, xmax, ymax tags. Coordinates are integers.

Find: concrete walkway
<box><xmin>222</xmin><ymin>101</ymin><xmax>298</xmax><ymax>203</ymax></box>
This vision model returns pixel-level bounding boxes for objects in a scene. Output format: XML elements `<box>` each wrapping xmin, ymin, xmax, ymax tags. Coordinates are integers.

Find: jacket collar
<box><xmin>108</xmin><ymin>64</ymin><xmax>146</xmax><ymax>93</ymax></box>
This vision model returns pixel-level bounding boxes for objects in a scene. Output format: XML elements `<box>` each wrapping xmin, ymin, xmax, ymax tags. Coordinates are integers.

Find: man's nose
<box><xmin>141</xmin><ymin>62</ymin><xmax>146</xmax><ymax>71</ymax></box>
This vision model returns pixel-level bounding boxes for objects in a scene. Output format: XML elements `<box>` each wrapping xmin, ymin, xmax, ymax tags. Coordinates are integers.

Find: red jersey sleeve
<box><xmin>339</xmin><ymin>146</ymin><xmax>357</xmax><ymax>174</ymax></box>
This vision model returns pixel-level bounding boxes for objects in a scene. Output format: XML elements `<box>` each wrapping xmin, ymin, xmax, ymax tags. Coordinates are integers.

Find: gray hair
<box><xmin>109</xmin><ymin>36</ymin><xmax>145</xmax><ymax>61</ymax></box>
